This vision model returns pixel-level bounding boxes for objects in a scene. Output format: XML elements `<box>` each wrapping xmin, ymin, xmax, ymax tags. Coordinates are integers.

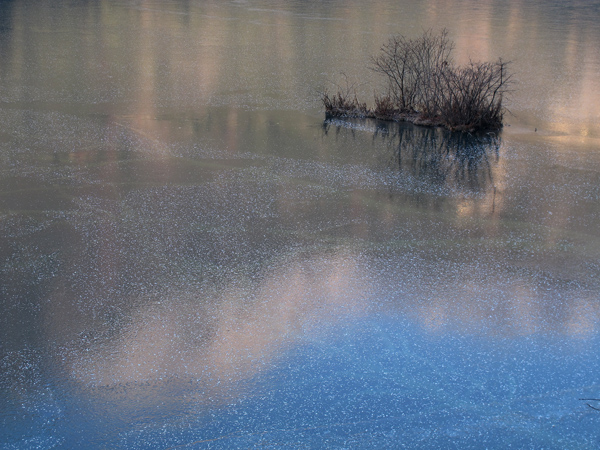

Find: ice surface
<box><xmin>1</xmin><ymin>0</ymin><xmax>600</xmax><ymax>448</ymax></box>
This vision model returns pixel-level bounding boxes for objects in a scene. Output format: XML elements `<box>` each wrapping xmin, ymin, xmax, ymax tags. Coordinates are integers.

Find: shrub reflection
<box><xmin>323</xmin><ymin>119</ymin><xmax>500</xmax><ymax>193</ymax></box>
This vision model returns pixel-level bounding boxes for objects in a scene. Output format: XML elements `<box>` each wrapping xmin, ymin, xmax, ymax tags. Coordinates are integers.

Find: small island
<box><xmin>321</xmin><ymin>30</ymin><xmax>511</xmax><ymax>132</ymax></box>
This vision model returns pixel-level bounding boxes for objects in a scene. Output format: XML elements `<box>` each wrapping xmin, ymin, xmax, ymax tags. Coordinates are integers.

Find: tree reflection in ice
<box><xmin>323</xmin><ymin>118</ymin><xmax>500</xmax><ymax>193</ymax></box>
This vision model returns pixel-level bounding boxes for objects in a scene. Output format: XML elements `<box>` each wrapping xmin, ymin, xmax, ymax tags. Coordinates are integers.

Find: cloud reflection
<box><xmin>69</xmin><ymin>250</ymin><xmax>370</xmax><ymax>388</ymax></box>
<box><xmin>66</xmin><ymin>246</ymin><xmax>600</xmax><ymax>397</ymax></box>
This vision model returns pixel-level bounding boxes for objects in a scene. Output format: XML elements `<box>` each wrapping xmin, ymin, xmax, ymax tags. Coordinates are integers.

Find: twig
<box><xmin>579</xmin><ymin>398</ymin><xmax>600</xmax><ymax>411</ymax></box>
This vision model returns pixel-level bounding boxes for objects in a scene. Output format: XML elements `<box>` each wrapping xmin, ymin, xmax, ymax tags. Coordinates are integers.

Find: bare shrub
<box><xmin>370</xmin><ymin>29</ymin><xmax>454</xmax><ymax>114</ymax></box>
<box><xmin>438</xmin><ymin>59</ymin><xmax>510</xmax><ymax>131</ymax></box>
<box><xmin>321</xmin><ymin>30</ymin><xmax>511</xmax><ymax>131</ymax></box>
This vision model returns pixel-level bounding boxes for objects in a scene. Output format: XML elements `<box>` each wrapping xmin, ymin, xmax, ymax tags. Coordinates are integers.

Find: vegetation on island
<box><xmin>321</xmin><ymin>30</ymin><xmax>512</xmax><ymax>132</ymax></box>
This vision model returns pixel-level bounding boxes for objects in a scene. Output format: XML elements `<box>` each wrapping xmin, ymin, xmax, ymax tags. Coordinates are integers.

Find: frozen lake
<box><xmin>1</xmin><ymin>0</ymin><xmax>600</xmax><ymax>448</ymax></box>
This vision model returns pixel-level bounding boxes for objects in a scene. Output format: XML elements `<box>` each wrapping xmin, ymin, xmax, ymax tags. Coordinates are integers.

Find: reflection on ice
<box><xmin>1</xmin><ymin>0</ymin><xmax>600</xmax><ymax>446</ymax></box>
<box><xmin>323</xmin><ymin>118</ymin><xmax>500</xmax><ymax>193</ymax></box>
<box><xmin>66</xmin><ymin>246</ymin><xmax>600</xmax><ymax>397</ymax></box>
<box><xmin>69</xmin><ymin>251</ymin><xmax>370</xmax><ymax>388</ymax></box>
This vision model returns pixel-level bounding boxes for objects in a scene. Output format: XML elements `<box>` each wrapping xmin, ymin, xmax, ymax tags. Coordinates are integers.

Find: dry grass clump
<box><xmin>372</xmin><ymin>94</ymin><xmax>399</xmax><ymax>120</ymax></box>
<box><xmin>320</xmin><ymin>78</ymin><xmax>368</xmax><ymax>118</ymax></box>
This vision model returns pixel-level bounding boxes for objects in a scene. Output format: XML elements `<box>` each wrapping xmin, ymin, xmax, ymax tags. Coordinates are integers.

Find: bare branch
<box><xmin>323</xmin><ymin>29</ymin><xmax>513</xmax><ymax>131</ymax></box>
